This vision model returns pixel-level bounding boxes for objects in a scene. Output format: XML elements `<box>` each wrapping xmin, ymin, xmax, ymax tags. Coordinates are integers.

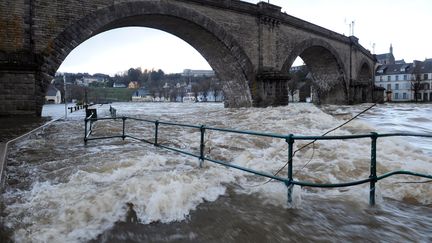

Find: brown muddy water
<box><xmin>1</xmin><ymin>103</ymin><xmax>431</xmax><ymax>242</ymax></box>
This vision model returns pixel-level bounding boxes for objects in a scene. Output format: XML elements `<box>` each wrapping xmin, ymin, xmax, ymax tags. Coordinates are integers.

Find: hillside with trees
<box><xmin>53</xmin><ymin>67</ymin><xmax>222</xmax><ymax>103</ymax></box>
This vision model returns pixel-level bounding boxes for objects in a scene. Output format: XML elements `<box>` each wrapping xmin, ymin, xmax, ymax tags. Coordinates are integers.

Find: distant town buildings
<box><xmin>182</xmin><ymin>69</ymin><xmax>215</xmax><ymax>77</ymax></box>
<box><xmin>374</xmin><ymin>45</ymin><xmax>432</xmax><ymax>102</ymax></box>
<box><xmin>76</xmin><ymin>77</ymin><xmax>106</xmax><ymax>87</ymax></box>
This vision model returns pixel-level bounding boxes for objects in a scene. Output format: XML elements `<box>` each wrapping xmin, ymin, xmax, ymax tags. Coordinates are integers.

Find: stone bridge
<box><xmin>0</xmin><ymin>0</ymin><xmax>378</xmax><ymax>116</ymax></box>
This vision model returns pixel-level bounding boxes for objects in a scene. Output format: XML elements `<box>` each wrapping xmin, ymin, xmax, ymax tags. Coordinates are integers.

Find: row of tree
<box><xmin>53</xmin><ymin>67</ymin><xmax>223</xmax><ymax>103</ymax></box>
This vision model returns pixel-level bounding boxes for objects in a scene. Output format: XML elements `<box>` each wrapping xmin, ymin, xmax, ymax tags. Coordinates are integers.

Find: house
<box><xmin>374</xmin><ymin>61</ymin><xmax>432</xmax><ymax>102</ymax></box>
<box><xmin>131</xmin><ymin>88</ymin><xmax>153</xmax><ymax>102</ymax></box>
<box><xmin>45</xmin><ymin>85</ymin><xmax>61</xmax><ymax>104</ymax></box>
<box><xmin>128</xmin><ymin>81</ymin><xmax>140</xmax><ymax>89</ymax></box>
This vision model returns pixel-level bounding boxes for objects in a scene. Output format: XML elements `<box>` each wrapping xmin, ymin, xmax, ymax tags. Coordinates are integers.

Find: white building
<box><xmin>182</xmin><ymin>69</ymin><xmax>215</xmax><ymax>77</ymax></box>
<box><xmin>45</xmin><ymin>85</ymin><xmax>62</xmax><ymax>104</ymax></box>
<box><xmin>76</xmin><ymin>77</ymin><xmax>106</xmax><ymax>87</ymax></box>
<box><xmin>375</xmin><ymin>60</ymin><xmax>432</xmax><ymax>102</ymax></box>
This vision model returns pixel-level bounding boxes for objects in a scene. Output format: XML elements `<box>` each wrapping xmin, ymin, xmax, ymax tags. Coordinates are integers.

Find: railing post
<box><xmin>369</xmin><ymin>132</ymin><xmax>378</xmax><ymax>206</ymax></box>
<box><xmin>84</xmin><ymin>118</ymin><xmax>88</xmax><ymax>145</ymax></box>
<box><xmin>122</xmin><ymin>117</ymin><xmax>126</xmax><ymax>140</ymax></box>
<box><xmin>286</xmin><ymin>134</ymin><xmax>294</xmax><ymax>204</ymax></box>
<box><xmin>199</xmin><ymin>125</ymin><xmax>206</xmax><ymax>168</ymax></box>
<box><xmin>154</xmin><ymin>120</ymin><xmax>159</xmax><ymax>146</ymax></box>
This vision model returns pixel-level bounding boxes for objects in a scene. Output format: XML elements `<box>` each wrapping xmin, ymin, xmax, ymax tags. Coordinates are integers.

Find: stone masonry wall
<box><xmin>0</xmin><ymin>71</ymin><xmax>36</xmax><ymax>116</ymax></box>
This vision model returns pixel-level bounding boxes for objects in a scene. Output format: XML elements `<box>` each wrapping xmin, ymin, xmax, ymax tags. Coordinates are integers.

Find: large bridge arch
<box><xmin>281</xmin><ymin>38</ymin><xmax>348</xmax><ymax>104</ymax></box>
<box><xmin>41</xmin><ymin>1</ymin><xmax>255</xmax><ymax>108</ymax></box>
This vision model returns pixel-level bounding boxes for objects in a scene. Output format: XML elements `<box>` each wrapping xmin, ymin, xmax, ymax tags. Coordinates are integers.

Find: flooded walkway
<box><xmin>1</xmin><ymin>103</ymin><xmax>431</xmax><ymax>242</ymax></box>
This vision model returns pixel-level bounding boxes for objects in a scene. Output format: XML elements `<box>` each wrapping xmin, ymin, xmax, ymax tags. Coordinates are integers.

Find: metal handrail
<box><xmin>1</xmin><ymin>116</ymin><xmax>64</xmax><ymax>187</ymax></box>
<box><xmin>84</xmin><ymin>115</ymin><xmax>432</xmax><ymax>206</ymax></box>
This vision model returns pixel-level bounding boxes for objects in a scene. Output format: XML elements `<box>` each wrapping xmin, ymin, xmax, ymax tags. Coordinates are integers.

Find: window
<box><xmin>394</xmin><ymin>93</ymin><xmax>399</xmax><ymax>99</ymax></box>
<box><xmin>380</xmin><ymin>76</ymin><xmax>383</xmax><ymax>81</ymax></box>
<box><xmin>404</xmin><ymin>75</ymin><xmax>407</xmax><ymax>80</ymax></box>
<box><xmin>403</xmin><ymin>93</ymin><xmax>407</xmax><ymax>99</ymax></box>
<box><xmin>396</xmin><ymin>75</ymin><xmax>399</xmax><ymax>81</ymax></box>
<box><xmin>387</xmin><ymin>76</ymin><xmax>391</xmax><ymax>81</ymax></box>
<box><xmin>424</xmin><ymin>74</ymin><xmax>428</xmax><ymax>80</ymax></box>
<box><xmin>395</xmin><ymin>83</ymin><xmax>399</xmax><ymax>90</ymax></box>
<box><xmin>387</xmin><ymin>84</ymin><xmax>391</xmax><ymax>90</ymax></box>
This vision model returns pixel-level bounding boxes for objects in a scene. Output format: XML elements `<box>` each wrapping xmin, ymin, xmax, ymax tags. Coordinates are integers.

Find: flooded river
<box><xmin>1</xmin><ymin>102</ymin><xmax>431</xmax><ymax>242</ymax></box>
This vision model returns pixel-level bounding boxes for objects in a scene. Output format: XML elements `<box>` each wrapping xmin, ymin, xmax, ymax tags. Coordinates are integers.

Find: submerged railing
<box><xmin>84</xmin><ymin>114</ymin><xmax>432</xmax><ymax>206</ymax></box>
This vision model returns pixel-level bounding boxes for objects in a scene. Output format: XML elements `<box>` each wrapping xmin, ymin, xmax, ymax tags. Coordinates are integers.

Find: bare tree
<box><xmin>411</xmin><ymin>74</ymin><xmax>422</xmax><ymax>102</ymax></box>
<box><xmin>288</xmin><ymin>74</ymin><xmax>299</xmax><ymax>102</ymax></box>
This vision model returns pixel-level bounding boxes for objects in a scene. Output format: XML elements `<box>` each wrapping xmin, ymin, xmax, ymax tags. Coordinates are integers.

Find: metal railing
<box><xmin>84</xmin><ymin>115</ymin><xmax>432</xmax><ymax>206</ymax></box>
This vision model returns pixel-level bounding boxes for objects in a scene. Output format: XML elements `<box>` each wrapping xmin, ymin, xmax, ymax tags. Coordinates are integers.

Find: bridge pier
<box><xmin>253</xmin><ymin>71</ymin><xmax>290</xmax><ymax>107</ymax></box>
<box><xmin>0</xmin><ymin>63</ymin><xmax>46</xmax><ymax>116</ymax></box>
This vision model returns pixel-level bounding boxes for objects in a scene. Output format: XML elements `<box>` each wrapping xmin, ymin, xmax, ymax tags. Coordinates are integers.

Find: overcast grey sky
<box><xmin>58</xmin><ymin>0</ymin><xmax>432</xmax><ymax>75</ymax></box>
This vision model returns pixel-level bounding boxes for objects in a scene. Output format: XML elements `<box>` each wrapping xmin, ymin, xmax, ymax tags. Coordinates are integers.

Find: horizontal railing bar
<box><xmin>126</xmin><ymin>135</ymin><xmax>154</xmax><ymax>145</ymax></box>
<box><xmin>85</xmin><ymin>135</ymin><xmax>124</xmax><ymax>141</ymax></box>
<box><xmin>292</xmin><ymin>134</ymin><xmax>373</xmax><ymax>140</ymax></box>
<box><xmin>158</xmin><ymin>121</ymin><xmax>202</xmax><ymax>129</ymax></box>
<box><xmin>158</xmin><ymin>144</ymin><xmax>201</xmax><ymax>158</ymax></box>
<box><xmin>87</xmin><ymin>117</ymin><xmax>118</xmax><ymax>121</ymax></box>
<box><xmin>377</xmin><ymin>170</ymin><xmax>432</xmax><ymax>181</ymax></box>
<box><xmin>203</xmin><ymin>157</ymin><xmax>289</xmax><ymax>183</ymax></box>
<box><xmin>206</xmin><ymin>127</ymin><xmax>287</xmax><ymax>139</ymax></box>
<box><xmin>376</xmin><ymin>133</ymin><xmax>432</xmax><ymax>138</ymax></box>
<box><xmin>126</xmin><ymin>117</ymin><xmax>155</xmax><ymax>123</ymax></box>
<box><xmin>293</xmin><ymin>178</ymin><xmax>372</xmax><ymax>188</ymax></box>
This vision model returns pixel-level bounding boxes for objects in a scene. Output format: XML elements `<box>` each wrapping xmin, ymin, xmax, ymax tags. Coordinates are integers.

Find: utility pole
<box><xmin>63</xmin><ymin>75</ymin><xmax>67</xmax><ymax>119</ymax></box>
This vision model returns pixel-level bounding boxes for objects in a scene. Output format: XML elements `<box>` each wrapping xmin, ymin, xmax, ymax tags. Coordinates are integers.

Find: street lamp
<box><xmin>63</xmin><ymin>75</ymin><xmax>67</xmax><ymax>119</ymax></box>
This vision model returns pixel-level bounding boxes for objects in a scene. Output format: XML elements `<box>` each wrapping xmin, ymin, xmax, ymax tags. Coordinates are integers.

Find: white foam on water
<box><xmin>5</xmin><ymin>151</ymin><xmax>237</xmax><ymax>242</ymax></box>
<box><xmin>4</xmin><ymin>102</ymin><xmax>432</xmax><ymax>242</ymax></box>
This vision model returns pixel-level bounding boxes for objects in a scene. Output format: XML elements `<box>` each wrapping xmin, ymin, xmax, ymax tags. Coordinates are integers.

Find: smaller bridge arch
<box><xmin>350</xmin><ymin>59</ymin><xmax>375</xmax><ymax>103</ymax></box>
<box><xmin>281</xmin><ymin>38</ymin><xmax>348</xmax><ymax>104</ymax></box>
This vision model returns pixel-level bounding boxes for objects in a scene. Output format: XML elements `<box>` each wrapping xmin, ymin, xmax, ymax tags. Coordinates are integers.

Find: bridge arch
<box><xmin>357</xmin><ymin>60</ymin><xmax>373</xmax><ymax>83</ymax></box>
<box><xmin>350</xmin><ymin>59</ymin><xmax>374</xmax><ymax>103</ymax></box>
<box><xmin>281</xmin><ymin>38</ymin><xmax>348</xmax><ymax>104</ymax></box>
<box><xmin>41</xmin><ymin>1</ymin><xmax>255</xmax><ymax>107</ymax></box>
